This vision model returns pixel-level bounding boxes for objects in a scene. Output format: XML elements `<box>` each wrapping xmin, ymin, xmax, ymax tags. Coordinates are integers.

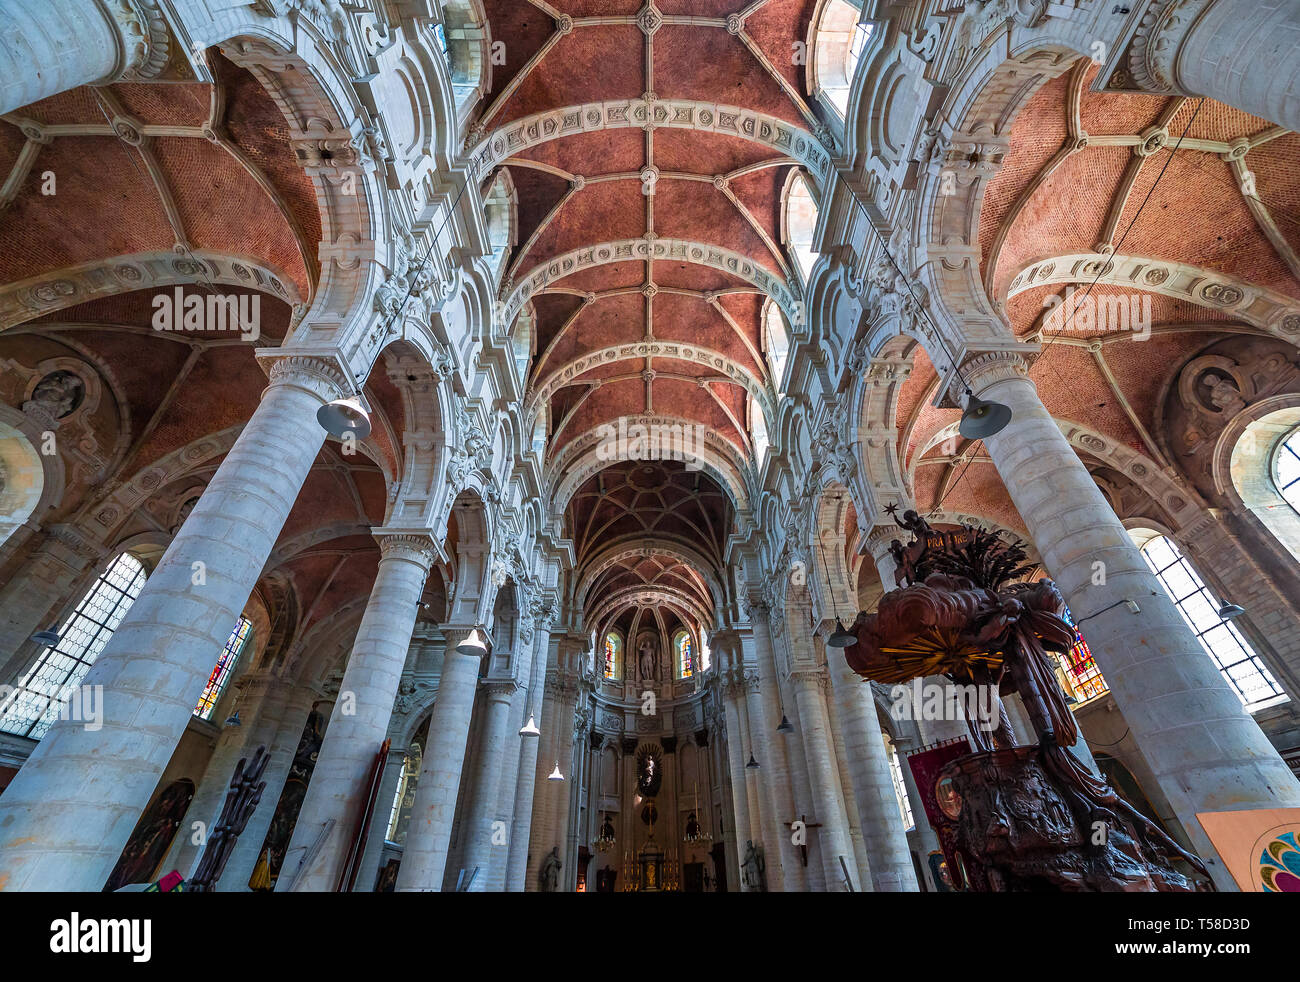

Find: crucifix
<box><xmin>785</xmin><ymin>814</ymin><xmax>822</xmax><ymax>867</ymax></box>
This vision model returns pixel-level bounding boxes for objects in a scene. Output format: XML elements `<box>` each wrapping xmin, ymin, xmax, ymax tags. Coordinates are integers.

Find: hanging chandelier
<box><xmin>594</xmin><ymin>813</ymin><xmax>617</xmax><ymax>852</ymax></box>
<box><xmin>682</xmin><ymin>782</ymin><xmax>712</xmax><ymax>844</ymax></box>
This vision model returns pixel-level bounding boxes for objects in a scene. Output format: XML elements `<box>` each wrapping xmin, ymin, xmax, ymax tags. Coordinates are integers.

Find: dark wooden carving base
<box><xmin>939</xmin><ymin>746</ymin><xmax>1202</xmax><ymax>893</ymax></box>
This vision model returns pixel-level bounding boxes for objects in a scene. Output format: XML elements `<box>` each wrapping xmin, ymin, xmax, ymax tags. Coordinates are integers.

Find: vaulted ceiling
<box><xmin>479</xmin><ymin>0</ymin><xmax>835</xmax><ymax>627</ymax></box>
<box><xmin>0</xmin><ymin>55</ymin><xmax>426</xmax><ymax>684</ymax></box>
<box><xmin>565</xmin><ymin>459</ymin><xmax>730</xmax><ymax>636</ymax></box>
<box><xmin>479</xmin><ymin>0</ymin><xmax>829</xmax><ymax>463</ymax></box>
<box><xmin>897</xmin><ymin>57</ymin><xmax>1300</xmax><ymax>542</ymax></box>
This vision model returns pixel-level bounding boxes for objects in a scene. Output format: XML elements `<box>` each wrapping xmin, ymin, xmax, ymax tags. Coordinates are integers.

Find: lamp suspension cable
<box><xmin>816</xmin><ymin>535</ymin><xmax>858</xmax><ymax>648</ymax></box>
<box><xmin>831</xmin><ymin>171</ymin><xmax>1011</xmax><ymax>440</ymax></box>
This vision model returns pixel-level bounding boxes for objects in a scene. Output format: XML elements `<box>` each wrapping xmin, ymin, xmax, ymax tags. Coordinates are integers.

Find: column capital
<box><xmin>39</xmin><ymin>522</ymin><xmax>108</xmax><ymax>567</ymax></box>
<box><xmin>374</xmin><ymin>530</ymin><xmax>439</xmax><ymax>569</ymax></box>
<box><xmin>481</xmin><ymin>678</ymin><xmax>518</xmax><ymax>701</ymax></box>
<box><xmin>98</xmin><ymin>0</ymin><xmax>172</xmax><ymax>82</ymax></box>
<box><xmin>862</xmin><ymin>523</ymin><xmax>901</xmax><ymax>562</ymax></box>
<box><xmin>258</xmin><ymin>349</ymin><xmax>353</xmax><ymax>404</ymax></box>
<box><xmin>949</xmin><ymin>350</ymin><xmax>1031</xmax><ymax>404</ymax></box>
<box><xmin>1125</xmin><ymin>0</ymin><xmax>1217</xmax><ymax>95</ymax></box>
<box><xmin>789</xmin><ymin>668</ymin><xmax>829</xmax><ymax>694</ymax></box>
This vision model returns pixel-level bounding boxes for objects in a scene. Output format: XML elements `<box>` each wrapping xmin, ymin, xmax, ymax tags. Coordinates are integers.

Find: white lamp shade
<box><xmin>547</xmin><ymin>761</ymin><xmax>564</xmax><ymax>781</ymax></box>
<box><xmin>456</xmin><ymin>628</ymin><xmax>488</xmax><ymax>656</ymax></box>
<box><xmin>317</xmin><ymin>395</ymin><xmax>372</xmax><ymax>440</ymax></box>
<box><xmin>519</xmin><ymin>714</ymin><xmax>540</xmax><ymax>737</ymax></box>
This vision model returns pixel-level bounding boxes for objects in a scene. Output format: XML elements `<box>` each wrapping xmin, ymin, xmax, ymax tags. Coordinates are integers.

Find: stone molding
<box><xmin>951</xmin><ymin>350</ymin><xmax>1031</xmax><ymax>403</ymax></box>
<box><xmin>1128</xmin><ymin>0</ymin><xmax>1217</xmax><ymax>94</ymax></box>
<box><xmin>375</xmin><ymin>531</ymin><xmax>439</xmax><ymax>569</ymax></box>
<box><xmin>262</xmin><ymin>352</ymin><xmax>352</xmax><ymax>404</ymax></box>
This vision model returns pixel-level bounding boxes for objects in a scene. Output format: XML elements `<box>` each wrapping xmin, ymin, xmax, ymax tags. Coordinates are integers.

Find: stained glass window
<box><xmin>1135</xmin><ymin>531</ymin><xmax>1288</xmax><ymax>712</ymax></box>
<box><xmin>0</xmin><ymin>551</ymin><xmax>146</xmax><ymax>739</ymax></box>
<box><xmin>1056</xmin><ymin>603</ymin><xmax>1109</xmax><ymax>703</ymax></box>
<box><xmin>604</xmin><ymin>631</ymin><xmax>622</xmax><ymax>681</ymax></box>
<box><xmin>675</xmin><ymin>630</ymin><xmax>693</xmax><ymax>680</ymax></box>
<box><xmin>194</xmin><ymin>616</ymin><xmax>252</xmax><ymax>720</ymax></box>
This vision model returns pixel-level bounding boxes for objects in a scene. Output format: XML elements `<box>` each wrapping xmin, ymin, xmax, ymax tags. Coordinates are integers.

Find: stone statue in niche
<box><xmin>1202</xmin><ymin>371</ymin><xmax>1246</xmax><ymax>415</ymax></box>
<box><xmin>638</xmin><ymin>635</ymin><xmax>660</xmax><ymax>683</ymax></box>
<box><xmin>26</xmin><ymin>370</ymin><xmax>84</xmax><ymax>419</ymax></box>
<box><xmin>539</xmin><ymin>845</ymin><xmax>562</xmax><ymax>892</ymax></box>
<box><xmin>741</xmin><ymin>840</ymin><xmax>766</xmax><ymax>891</ymax></box>
<box><xmin>171</xmin><ymin>496</ymin><xmax>199</xmax><ymax>535</ymax></box>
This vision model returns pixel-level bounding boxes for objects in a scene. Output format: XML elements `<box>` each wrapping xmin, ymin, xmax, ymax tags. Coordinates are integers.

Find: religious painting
<box><xmin>927</xmin><ymin>851</ymin><xmax>953</xmax><ymax>893</ymax></box>
<box><xmin>375</xmin><ymin>858</ymin><xmax>400</xmax><ymax>893</ymax></box>
<box><xmin>252</xmin><ymin>707</ymin><xmax>326</xmax><ymax>890</ymax></box>
<box><xmin>103</xmin><ymin>779</ymin><xmax>195</xmax><ymax>892</ymax></box>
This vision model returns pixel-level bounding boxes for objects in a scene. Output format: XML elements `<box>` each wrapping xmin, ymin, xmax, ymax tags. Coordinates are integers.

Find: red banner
<box><xmin>906</xmin><ymin>738</ymin><xmax>970</xmax><ymax>889</ymax></box>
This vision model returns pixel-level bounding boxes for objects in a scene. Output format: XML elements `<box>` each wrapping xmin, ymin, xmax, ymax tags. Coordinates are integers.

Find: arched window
<box><xmin>749</xmin><ymin>395</ymin><xmax>770</xmax><ymax>467</ymax></box>
<box><xmin>1131</xmin><ymin>529</ymin><xmax>1288</xmax><ymax>712</ymax></box>
<box><xmin>603</xmin><ymin>631</ymin><xmax>623</xmax><ymax>681</ymax></box>
<box><xmin>881</xmin><ymin>732</ymin><xmax>914</xmax><ymax>830</ymax></box>
<box><xmin>0</xmin><ymin>420</ymin><xmax>44</xmax><ymax>549</ymax></box>
<box><xmin>1230</xmin><ymin>409</ymin><xmax>1300</xmax><ymax>561</ymax></box>
<box><xmin>674</xmin><ymin>629</ymin><xmax>694</xmax><ymax>680</ymax></box>
<box><xmin>699</xmin><ymin>634</ymin><xmax>712</xmax><ymax>673</ymax></box>
<box><xmin>0</xmin><ymin>551</ymin><xmax>146</xmax><ymax>739</ymax></box>
<box><xmin>194</xmin><ymin>616</ymin><xmax>252</xmax><ymax>720</ymax></box>
<box><xmin>440</xmin><ymin>0</ymin><xmax>489</xmax><ymax>113</ymax></box>
<box><xmin>811</xmin><ymin>0</ymin><xmax>873</xmax><ymax>119</ymax></box>
<box><xmin>764</xmin><ymin>300</ymin><xmax>791</xmax><ymax>385</ymax></box>
<box><xmin>484</xmin><ymin>171</ymin><xmax>516</xmax><ymax>286</ymax></box>
<box><xmin>784</xmin><ymin>171</ymin><xmax>818</xmax><ymax>285</ymax></box>
<box><xmin>386</xmin><ymin>741</ymin><xmax>423</xmax><ymax>844</ymax></box>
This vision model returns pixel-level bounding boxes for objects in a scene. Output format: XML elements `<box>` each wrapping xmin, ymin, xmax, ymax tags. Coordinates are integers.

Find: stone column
<box><xmin>737</xmin><ymin>651</ymin><xmax>788</xmax><ymax>890</ymax></box>
<box><xmin>718</xmin><ymin>673</ymin><xmax>754</xmax><ymax>887</ymax></box>
<box><xmin>504</xmin><ymin>627</ymin><xmax>550</xmax><ymax>891</ymax></box>
<box><xmin>545</xmin><ymin>684</ymin><xmax>580</xmax><ymax>890</ymax></box>
<box><xmin>769</xmin><ymin>618</ymin><xmax>826</xmax><ymax>889</ymax></box>
<box><xmin>751</xmin><ymin>608</ymin><xmax>808</xmax><ymax>890</ymax></box>
<box><xmin>277</xmin><ymin>532</ymin><xmax>435</xmax><ymax>892</ymax></box>
<box><xmin>790</xmin><ymin>668</ymin><xmax>858</xmax><ymax>890</ymax></box>
<box><xmin>825</xmin><ymin>649</ymin><xmax>917</xmax><ymax>891</ymax></box>
<box><xmin>965</xmin><ymin>352</ymin><xmax>1300</xmax><ymax>887</ymax></box>
<box><xmin>394</xmin><ymin>628</ymin><xmax>484</xmax><ymax>891</ymax></box>
<box><xmin>0</xmin><ymin>354</ymin><xmax>346</xmax><ymax>892</ymax></box>
<box><xmin>458</xmin><ymin>678</ymin><xmax>516</xmax><ymax>890</ymax></box>
<box><xmin>484</xmin><ymin>680</ymin><xmax>528</xmax><ymax>891</ymax></box>
<box><xmin>163</xmin><ymin>672</ymin><xmax>294</xmax><ymax>878</ymax></box>
<box><xmin>218</xmin><ymin>686</ymin><xmax>317</xmax><ymax>891</ymax></box>
<box><xmin>0</xmin><ymin>0</ymin><xmax>174</xmax><ymax>117</ymax></box>
<box><xmin>1122</xmin><ymin>0</ymin><xmax>1300</xmax><ymax>133</ymax></box>
<box><xmin>523</xmin><ymin>657</ymin><xmax>561</xmax><ymax>891</ymax></box>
